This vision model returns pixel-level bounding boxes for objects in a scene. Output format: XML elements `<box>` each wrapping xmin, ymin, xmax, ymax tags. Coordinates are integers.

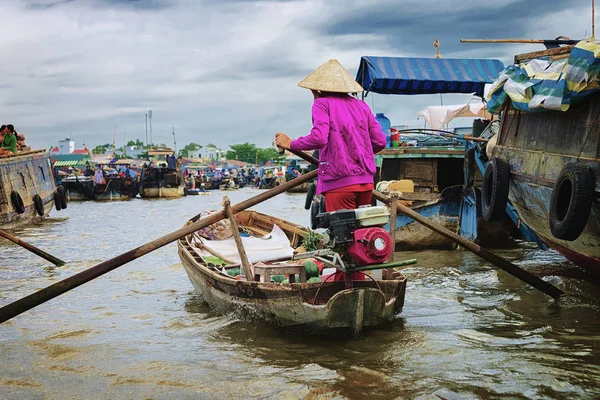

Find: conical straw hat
<box><xmin>298</xmin><ymin>59</ymin><xmax>364</xmax><ymax>93</ymax></box>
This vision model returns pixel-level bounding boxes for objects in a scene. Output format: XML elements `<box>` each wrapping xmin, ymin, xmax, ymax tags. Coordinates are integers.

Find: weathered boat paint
<box><xmin>0</xmin><ymin>150</ymin><xmax>57</xmax><ymax>229</ymax></box>
<box><xmin>178</xmin><ymin>210</ymin><xmax>407</xmax><ymax>335</ymax></box>
<box><xmin>492</xmin><ymin>93</ymin><xmax>600</xmax><ymax>273</ymax></box>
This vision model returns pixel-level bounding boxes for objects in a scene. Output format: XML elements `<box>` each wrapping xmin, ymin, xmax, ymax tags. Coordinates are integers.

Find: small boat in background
<box><xmin>140</xmin><ymin>166</ymin><xmax>185</xmax><ymax>198</ymax></box>
<box><xmin>61</xmin><ymin>175</ymin><xmax>95</xmax><ymax>201</ymax></box>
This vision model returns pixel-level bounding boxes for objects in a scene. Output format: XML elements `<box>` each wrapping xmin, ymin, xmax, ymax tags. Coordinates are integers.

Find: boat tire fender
<box><xmin>33</xmin><ymin>194</ymin><xmax>44</xmax><ymax>216</ymax></box>
<box><xmin>54</xmin><ymin>188</ymin><xmax>64</xmax><ymax>211</ymax></box>
<box><xmin>549</xmin><ymin>162</ymin><xmax>595</xmax><ymax>241</ymax></box>
<box><xmin>57</xmin><ymin>185</ymin><xmax>68</xmax><ymax>210</ymax></box>
<box><xmin>481</xmin><ymin>157</ymin><xmax>510</xmax><ymax>221</ymax></box>
<box><xmin>305</xmin><ymin>182</ymin><xmax>316</xmax><ymax>210</ymax></box>
<box><xmin>11</xmin><ymin>191</ymin><xmax>25</xmax><ymax>214</ymax></box>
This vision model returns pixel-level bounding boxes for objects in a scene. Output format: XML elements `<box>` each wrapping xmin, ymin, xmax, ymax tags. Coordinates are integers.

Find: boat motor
<box><xmin>315</xmin><ymin>205</ymin><xmax>393</xmax><ymax>269</ymax></box>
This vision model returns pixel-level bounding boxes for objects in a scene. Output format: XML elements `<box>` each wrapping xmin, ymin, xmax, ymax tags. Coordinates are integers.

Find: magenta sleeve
<box><xmin>290</xmin><ymin>100</ymin><xmax>329</xmax><ymax>151</ymax></box>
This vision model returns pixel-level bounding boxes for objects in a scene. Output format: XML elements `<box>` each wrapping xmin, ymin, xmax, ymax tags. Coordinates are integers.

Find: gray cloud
<box><xmin>0</xmin><ymin>0</ymin><xmax>595</xmax><ymax>152</ymax></box>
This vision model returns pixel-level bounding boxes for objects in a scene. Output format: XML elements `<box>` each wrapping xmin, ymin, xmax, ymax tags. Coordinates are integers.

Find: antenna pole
<box><xmin>593</xmin><ymin>0</ymin><xmax>596</xmax><ymax>39</ymax></box>
<box><xmin>172</xmin><ymin>126</ymin><xmax>177</xmax><ymax>153</ymax></box>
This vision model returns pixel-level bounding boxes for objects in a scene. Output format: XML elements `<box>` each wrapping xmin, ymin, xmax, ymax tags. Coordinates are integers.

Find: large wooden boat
<box><xmin>0</xmin><ymin>149</ymin><xmax>63</xmax><ymax>229</ymax></box>
<box><xmin>177</xmin><ymin>210</ymin><xmax>407</xmax><ymax>335</ymax></box>
<box><xmin>484</xmin><ymin>41</ymin><xmax>600</xmax><ymax>273</ymax></box>
<box><xmin>140</xmin><ymin>166</ymin><xmax>184</xmax><ymax>198</ymax></box>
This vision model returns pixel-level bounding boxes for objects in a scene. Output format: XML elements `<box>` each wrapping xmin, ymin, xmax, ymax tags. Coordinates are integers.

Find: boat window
<box><xmin>39</xmin><ymin>166</ymin><xmax>46</xmax><ymax>181</ymax></box>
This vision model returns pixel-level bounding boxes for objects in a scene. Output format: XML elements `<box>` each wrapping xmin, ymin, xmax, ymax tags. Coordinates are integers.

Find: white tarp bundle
<box><xmin>199</xmin><ymin>224</ymin><xmax>294</xmax><ymax>264</ymax></box>
<box><xmin>417</xmin><ymin>99</ymin><xmax>492</xmax><ymax>129</ymax></box>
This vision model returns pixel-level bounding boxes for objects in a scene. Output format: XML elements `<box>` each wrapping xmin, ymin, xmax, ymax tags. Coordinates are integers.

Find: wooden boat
<box><xmin>140</xmin><ymin>166</ymin><xmax>184</xmax><ymax>198</ymax></box>
<box><xmin>355</xmin><ymin>56</ymin><xmax>525</xmax><ymax>250</ymax></box>
<box><xmin>286</xmin><ymin>180</ymin><xmax>310</xmax><ymax>193</ymax></box>
<box><xmin>0</xmin><ymin>149</ymin><xmax>65</xmax><ymax>228</ymax></box>
<box><xmin>94</xmin><ymin>176</ymin><xmax>138</xmax><ymax>200</ymax></box>
<box><xmin>177</xmin><ymin>210</ymin><xmax>407</xmax><ymax>335</ymax></box>
<box><xmin>61</xmin><ymin>175</ymin><xmax>95</xmax><ymax>201</ymax></box>
<box><xmin>484</xmin><ymin>41</ymin><xmax>600</xmax><ymax>273</ymax></box>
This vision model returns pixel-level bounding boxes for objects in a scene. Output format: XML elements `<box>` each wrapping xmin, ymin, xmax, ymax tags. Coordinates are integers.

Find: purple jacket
<box><xmin>290</xmin><ymin>95</ymin><xmax>386</xmax><ymax>194</ymax></box>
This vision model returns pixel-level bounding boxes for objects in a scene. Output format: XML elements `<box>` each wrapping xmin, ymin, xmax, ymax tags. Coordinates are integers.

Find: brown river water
<box><xmin>0</xmin><ymin>188</ymin><xmax>599</xmax><ymax>399</ymax></box>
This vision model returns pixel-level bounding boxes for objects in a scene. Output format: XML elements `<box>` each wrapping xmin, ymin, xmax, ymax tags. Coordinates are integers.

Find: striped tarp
<box><xmin>53</xmin><ymin>160</ymin><xmax>89</xmax><ymax>167</ymax></box>
<box><xmin>356</xmin><ymin>56</ymin><xmax>505</xmax><ymax>96</ymax></box>
<box><xmin>486</xmin><ymin>40</ymin><xmax>600</xmax><ymax>113</ymax></box>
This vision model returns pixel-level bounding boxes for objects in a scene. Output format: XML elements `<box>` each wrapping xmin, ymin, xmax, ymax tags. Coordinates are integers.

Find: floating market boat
<box><xmin>140</xmin><ymin>166</ymin><xmax>184</xmax><ymax>198</ymax></box>
<box><xmin>353</xmin><ymin>56</ymin><xmax>527</xmax><ymax>250</ymax></box>
<box><xmin>177</xmin><ymin>209</ymin><xmax>408</xmax><ymax>335</ymax></box>
<box><xmin>482</xmin><ymin>40</ymin><xmax>600</xmax><ymax>273</ymax></box>
<box><xmin>61</xmin><ymin>175</ymin><xmax>96</xmax><ymax>201</ymax></box>
<box><xmin>0</xmin><ymin>149</ymin><xmax>66</xmax><ymax>228</ymax></box>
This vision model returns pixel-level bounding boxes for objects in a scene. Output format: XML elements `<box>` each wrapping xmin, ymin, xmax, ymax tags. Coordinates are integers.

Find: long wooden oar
<box><xmin>289</xmin><ymin>149</ymin><xmax>564</xmax><ymax>299</ymax></box>
<box><xmin>0</xmin><ymin>230</ymin><xmax>65</xmax><ymax>266</ymax></box>
<box><xmin>0</xmin><ymin>169</ymin><xmax>318</xmax><ymax>324</ymax></box>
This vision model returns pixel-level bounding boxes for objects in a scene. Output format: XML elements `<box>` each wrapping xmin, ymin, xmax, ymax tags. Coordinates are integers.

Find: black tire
<box><xmin>304</xmin><ymin>182</ymin><xmax>316</xmax><ymax>210</ymax></box>
<box><xmin>481</xmin><ymin>157</ymin><xmax>510</xmax><ymax>221</ymax></box>
<box><xmin>33</xmin><ymin>194</ymin><xmax>44</xmax><ymax>216</ymax></box>
<box><xmin>549</xmin><ymin>163</ymin><xmax>595</xmax><ymax>241</ymax></box>
<box><xmin>57</xmin><ymin>185</ymin><xmax>67</xmax><ymax>210</ymax></box>
<box><xmin>10</xmin><ymin>191</ymin><xmax>25</xmax><ymax>214</ymax></box>
<box><xmin>54</xmin><ymin>188</ymin><xmax>64</xmax><ymax>211</ymax></box>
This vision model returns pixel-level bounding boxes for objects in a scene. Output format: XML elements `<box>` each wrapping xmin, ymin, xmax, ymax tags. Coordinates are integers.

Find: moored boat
<box><xmin>483</xmin><ymin>40</ymin><xmax>600</xmax><ymax>273</ymax></box>
<box><xmin>140</xmin><ymin>166</ymin><xmax>184</xmax><ymax>198</ymax></box>
<box><xmin>354</xmin><ymin>56</ymin><xmax>522</xmax><ymax>250</ymax></box>
<box><xmin>61</xmin><ymin>175</ymin><xmax>95</xmax><ymax>201</ymax></box>
<box><xmin>0</xmin><ymin>149</ymin><xmax>65</xmax><ymax>228</ymax></box>
<box><xmin>177</xmin><ymin>209</ymin><xmax>408</xmax><ymax>335</ymax></box>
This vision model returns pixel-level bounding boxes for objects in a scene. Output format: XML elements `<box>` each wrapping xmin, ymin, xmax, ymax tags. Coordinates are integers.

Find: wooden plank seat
<box><xmin>253</xmin><ymin>263</ymin><xmax>307</xmax><ymax>283</ymax></box>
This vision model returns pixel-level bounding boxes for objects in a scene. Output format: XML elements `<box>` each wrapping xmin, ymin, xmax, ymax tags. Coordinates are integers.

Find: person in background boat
<box><xmin>1</xmin><ymin>124</ymin><xmax>17</xmax><ymax>154</ymax></box>
<box><xmin>167</xmin><ymin>153</ymin><xmax>177</xmax><ymax>170</ymax></box>
<box><xmin>118</xmin><ymin>164</ymin><xmax>127</xmax><ymax>178</ymax></box>
<box><xmin>94</xmin><ymin>165</ymin><xmax>105</xmax><ymax>184</ymax></box>
<box><xmin>125</xmin><ymin>165</ymin><xmax>137</xmax><ymax>180</ymax></box>
<box><xmin>84</xmin><ymin>162</ymin><xmax>93</xmax><ymax>177</ymax></box>
<box><xmin>275</xmin><ymin>59</ymin><xmax>385</xmax><ymax>212</ymax></box>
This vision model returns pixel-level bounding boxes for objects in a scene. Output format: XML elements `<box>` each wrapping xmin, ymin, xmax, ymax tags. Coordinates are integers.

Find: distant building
<box><xmin>205</xmin><ymin>144</ymin><xmax>224</xmax><ymax>160</ymax></box>
<box><xmin>189</xmin><ymin>148</ymin><xmax>203</xmax><ymax>158</ymax></box>
<box><xmin>57</xmin><ymin>138</ymin><xmax>75</xmax><ymax>155</ymax></box>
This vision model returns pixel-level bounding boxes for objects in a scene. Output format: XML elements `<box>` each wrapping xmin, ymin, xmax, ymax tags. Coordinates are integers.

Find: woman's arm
<box><xmin>290</xmin><ymin>99</ymin><xmax>329</xmax><ymax>151</ymax></box>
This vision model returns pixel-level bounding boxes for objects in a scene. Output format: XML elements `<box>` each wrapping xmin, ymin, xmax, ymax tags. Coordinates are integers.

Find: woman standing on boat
<box><xmin>275</xmin><ymin>59</ymin><xmax>385</xmax><ymax>211</ymax></box>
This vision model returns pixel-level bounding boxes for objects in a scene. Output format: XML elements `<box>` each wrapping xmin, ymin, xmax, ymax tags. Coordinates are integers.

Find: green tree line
<box><xmin>91</xmin><ymin>139</ymin><xmax>285</xmax><ymax>165</ymax></box>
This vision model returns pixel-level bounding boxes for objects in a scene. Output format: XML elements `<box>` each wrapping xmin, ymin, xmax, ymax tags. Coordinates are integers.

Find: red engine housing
<box><xmin>345</xmin><ymin>227</ymin><xmax>393</xmax><ymax>266</ymax></box>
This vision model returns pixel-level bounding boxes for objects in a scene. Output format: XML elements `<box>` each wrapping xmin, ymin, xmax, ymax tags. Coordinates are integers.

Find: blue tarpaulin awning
<box><xmin>356</xmin><ymin>56</ymin><xmax>505</xmax><ymax>96</ymax></box>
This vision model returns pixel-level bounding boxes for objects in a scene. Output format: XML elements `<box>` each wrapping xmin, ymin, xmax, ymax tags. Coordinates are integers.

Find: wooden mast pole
<box><xmin>593</xmin><ymin>0</ymin><xmax>596</xmax><ymax>39</ymax></box>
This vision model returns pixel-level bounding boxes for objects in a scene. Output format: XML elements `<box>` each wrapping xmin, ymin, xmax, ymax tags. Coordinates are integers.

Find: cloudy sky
<box><xmin>0</xmin><ymin>0</ymin><xmax>594</xmax><ymax>152</ymax></box>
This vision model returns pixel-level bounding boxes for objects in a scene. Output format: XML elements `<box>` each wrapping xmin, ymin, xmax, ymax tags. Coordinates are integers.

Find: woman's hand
<box><xmin>275</xmin><ymin>132</ymin><xmax>292</xmax><ymax>150</ymax></box>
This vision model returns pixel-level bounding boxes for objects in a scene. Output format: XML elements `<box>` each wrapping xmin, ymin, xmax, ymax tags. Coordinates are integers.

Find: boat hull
<box><xmin>140</xmin><ymin>186</ymin><xmax>185</xmax><ymax>198</ymax></box>
<box><xmin>492</xmin><ymin>93</ymin><xmax>600</xmax><ymax>274</ymax></box>
<box><xmin>0</xmin><ymin>150</ymin><xmax>57</xmax><ymax>229</ymax></box>
<box><xmin>386</xmin><ymin>186</ymin><xmax>514</xmax><ymax>250</ymax></box>
<box><xmin>177</xmin><ymin>210</ymin><xmax>407</xmax><ymax>335</ymax></box>
<box><xmin>178</xmin><ymin>241</ymin><xmax>406</xmax><ymax>334</ymax></box>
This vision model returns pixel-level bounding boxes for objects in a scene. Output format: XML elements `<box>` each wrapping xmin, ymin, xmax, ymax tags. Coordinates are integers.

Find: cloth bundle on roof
<box><xmin>356</xmin><ymin>56</ymin><xmax>505</xmax><ymax>96</ymax></box>
<box><xmin>417</xmin><ymin>98</ymin><xmax>493</xmax><ymax>129</ymax></box>
<box><xmin>486</xmin><ymin>40</ymin><xmax>600</xmax><ymax>113</ymax></box>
